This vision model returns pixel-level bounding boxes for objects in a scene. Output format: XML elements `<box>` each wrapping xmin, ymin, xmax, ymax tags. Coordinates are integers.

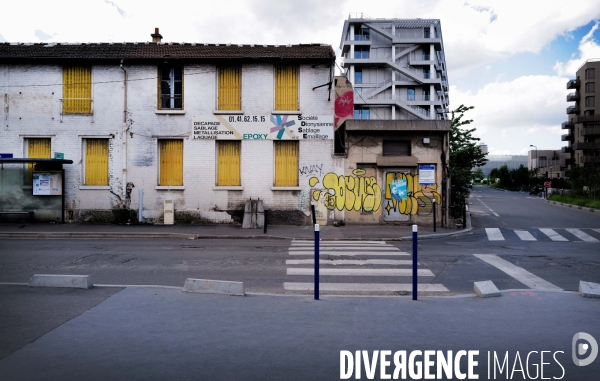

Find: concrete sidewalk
<box><xmin>0</xmin><ymin>217</ymin><xmax>470</xmax><ymax>241</ymax></box>
<box><xmin>0</xmin><ymin>285</ymin><xmax>598</xmax><ymax>380</ymax></box>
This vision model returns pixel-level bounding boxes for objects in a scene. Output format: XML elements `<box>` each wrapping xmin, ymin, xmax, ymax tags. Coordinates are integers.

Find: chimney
<box><xmin>151</xmin><ymin>28</ymin><xmax>163</xmax><ymax>43</ymax></box>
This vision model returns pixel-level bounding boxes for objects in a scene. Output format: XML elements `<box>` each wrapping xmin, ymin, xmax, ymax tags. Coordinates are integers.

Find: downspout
<box><xmin>120</xmin><ymin>60</ymin><xmax>128</xmax><ymax>201</ymax></box>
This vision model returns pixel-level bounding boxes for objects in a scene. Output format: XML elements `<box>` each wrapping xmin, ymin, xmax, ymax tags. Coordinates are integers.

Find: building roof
<box><xmin>0</xmin><ymin>42</ymin><xmax>335</xmax><ymax>63</ymax></box>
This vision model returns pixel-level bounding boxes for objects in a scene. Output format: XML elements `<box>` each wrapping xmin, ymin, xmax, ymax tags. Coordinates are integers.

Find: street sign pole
<box><xmin>314</xmin><ymin>223</ymin><xmax>320</xmax><ymax>300</ymax></box>
<box><xmin>412</xmin><ymin>225</ymin><xmax>418</xmax><ymax>301</ymax></box>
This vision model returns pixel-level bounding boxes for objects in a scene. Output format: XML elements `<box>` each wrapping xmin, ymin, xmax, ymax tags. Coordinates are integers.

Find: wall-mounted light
<box><xmin>423</xmin><ymin>138</ymin><xmax>430</xmax><ymax>145</ymax></box>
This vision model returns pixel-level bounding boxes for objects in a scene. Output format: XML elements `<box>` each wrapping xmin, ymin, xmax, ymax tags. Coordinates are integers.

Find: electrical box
<box><xmin>164</xmin><ymin>200</ymin><xmax>174</xmax><ymax>225</ymax></box>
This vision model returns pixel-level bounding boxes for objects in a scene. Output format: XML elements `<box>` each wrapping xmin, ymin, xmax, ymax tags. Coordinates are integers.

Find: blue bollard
<box><xmin>314</xmin><ymin>223</ymin><xmax>320</xmax><ymax>300</ymax></box>
<box><xmin>412</xmin><ymin>224</ymin><xmax>418</xmax><ymax>301</ymax></box>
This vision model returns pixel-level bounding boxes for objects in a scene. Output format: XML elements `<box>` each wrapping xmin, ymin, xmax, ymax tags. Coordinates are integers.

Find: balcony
<box><xmin>582</xmin><ymin>126</ymin><xmax>600</xmax><ymax>136</ymax></box>
<box><xmin>572</xmin><ymin>142</ymin><xmax>600</xmax><ymax>150</ymax></box>
<box><xmin>561</xmin><ymin>133</ymin><xmax>573</xmax><ymax>142</ymax></box>
<box><xmin>561</xmin><ymin>146</ymin><xmax>572</xmax><ymax>153</ymax></box>
<box><xmin>561</xmin><ymin>121</ymin><xmax>573</xmax><ymax>129</ymax></box>
<box><xmin>574</xmin><ymin>114</ymin><xmax>600</xmax><ymax>124</ymax></box>
<box><xmin>582</xmin><ymin>156</ymin><xmax>600</xmax><ymax>164</ymax></box>
<box><xmin>560</xmin><ymin>158</ymin><xmax>574</xmax><ymax>166</ymax></box>
<box><xmin>567</xmin><ymin>105</ymin><xmax>579</xmax><ymax>114</ymax></box>
<box><xmin>567</xmin><ymin>79</ymin><xmax>580</xmax><ymax>89</ymax></box>
<box><xmin>566</xmin><ymin>92</ymin><xmax>579</xmax><ymax>102</ymax></box>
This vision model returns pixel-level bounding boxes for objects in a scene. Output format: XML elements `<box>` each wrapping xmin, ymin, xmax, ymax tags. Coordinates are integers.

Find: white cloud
<box><xmin>553</xmin><ymin>22</ymin><xmax>600</xmax><ymax>77</ymax></box>
<box><xmin>451</xmin><ymin>74</ymin><xmax>570</xmax><ymax>153</ymax></box>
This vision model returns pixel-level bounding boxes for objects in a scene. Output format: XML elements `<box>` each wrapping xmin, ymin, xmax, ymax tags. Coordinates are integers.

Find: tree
<box><xmin>449</xmin><ymin>105</ymin><xmax>487</xmax><ymax>216</ymax></box>
<box><xmin>472</xmin><ymin>168</ymin><xmax>484</xmax><ymax>181</ymax></box>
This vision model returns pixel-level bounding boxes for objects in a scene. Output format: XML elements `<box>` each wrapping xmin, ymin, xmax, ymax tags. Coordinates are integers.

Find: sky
<box><xmin>1</xmin><ymin>0</ymin><xmax>600</xmax><ymax>155</ymax></box>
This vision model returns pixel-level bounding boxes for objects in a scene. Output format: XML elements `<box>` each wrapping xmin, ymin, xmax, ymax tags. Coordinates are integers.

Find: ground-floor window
<box><xmin>159</xmin><ymin>139</ymin><xmax>183</xmax><ymax>186</ymax></box>
<box><xmin>25</xmin><ymin>138</ymin><xmax>51</xmax><ymax>185</ymax></box>
<box><xmin>84</xmin><ymin>139</ymin><xmax>109</xmax><ymax>185</ymax></box>
<box><xmin>274</xmin><ymin>140</ymin><xmax>298</xmax><ymax>186</ymax></box>
<box><xmin>217</xmin><ymin>141</ymin><xmax>241</xmax><ymax>186</ymax></box>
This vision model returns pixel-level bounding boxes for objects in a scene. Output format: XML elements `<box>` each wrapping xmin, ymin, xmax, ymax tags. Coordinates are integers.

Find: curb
<box><xmin>400</xmin><ymin>206</ymin><xmax>472</xmax><ymax>241</ymax></box>
<box><xmin>546</xmin><ymin>200</ymin><xmax>599</xmax><ymax>213</ymax></box>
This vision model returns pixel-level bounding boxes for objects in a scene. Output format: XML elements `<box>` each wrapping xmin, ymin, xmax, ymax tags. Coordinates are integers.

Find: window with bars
<box><xmin>84</xmin><ymin>139</ymin><xmax>109</xmax><ymax>185</ymax></box>
<box><xmin>274</xmin><ymin>141</ymin><xmax>298</xmax><ymax>186</ymax></box>
<box><xmin>274</xmin><ymin>65</ymin><xmax>299</xmax><ymax>111</ymax></box>
<box><xmin>63</xmin><ymin>66</ymin><xmax>92</xmax><ymax>113</ymax></box>
<box><xmin>159</xmin><ymin>140</ymin><xmax>183</xmax><ymax>186</ymax></box>
<box><xmin>26</xmin><ymin>138</ymin><xmax>51</xmax><ymax>184</ymax></box>
<box><xmin>158</xmin><ymin>66</ymin><xmax>183</xmax><ymax>110</ymax></box>
<box><xmin>217</xmin><ymin>141</ymin><xmax>241</xmax><ymax>186</ymax></box>
<box><xmin>218</xmin><ymin>66</ymin><xmax>241</xmax><ymax>110</ymax></box>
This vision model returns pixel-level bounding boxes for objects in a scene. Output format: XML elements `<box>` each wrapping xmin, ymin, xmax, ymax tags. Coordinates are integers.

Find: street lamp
<box><xmin>530</xmin><ymin>145</ymin><xmax>537</xmax><ymax>174</ymax></box>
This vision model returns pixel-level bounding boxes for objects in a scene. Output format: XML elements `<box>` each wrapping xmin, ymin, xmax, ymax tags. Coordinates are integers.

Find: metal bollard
<box><xmin>314</xmin><ymin>223</ymin><xmax>320</xmax><ymax>300</ymax></box>
<box><xmin>412</xmin><ymin>224</ymin><xmax>418</xmax><ymax>301</ymax></box>
<box><xmin>432</xmin><ymin>198</ymin><xmax>436</xmax><ymax>232</ymax></box>
<box><xmin>263</xmin><ymin>210</ymin><xmax>268</xmax><ymax>234</ymax></box>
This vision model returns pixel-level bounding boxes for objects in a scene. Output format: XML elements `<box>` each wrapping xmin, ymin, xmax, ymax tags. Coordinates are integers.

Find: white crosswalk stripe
<box><xmin>283</xmin><ymin>240</ymin><xmax>448</xmax><ymax>294</ymax></box>
<box><xmin>484</xmin><ymin>228</ymin><xmax>600</xmax><ymax>242</ymax></box>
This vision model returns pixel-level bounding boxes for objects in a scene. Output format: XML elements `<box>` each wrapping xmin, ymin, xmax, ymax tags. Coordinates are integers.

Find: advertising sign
<box><xmin>390</xmin><ymin>179</ymin><xmax>408</xmax><ymax>201</ymax></box>
<box><xmin>419</xmin><ymin>164</ymin><xmax>436</xmax><ymax>186</ymax></box>
<box><xmin>32</xmin><ymin>172</ymin><xmax>63</xmax><ymax>196</ymax></box>
<box><xmin>192</xmin><ymin>115</ymin><xmax>334</xmax><ymax>140</ymax></box>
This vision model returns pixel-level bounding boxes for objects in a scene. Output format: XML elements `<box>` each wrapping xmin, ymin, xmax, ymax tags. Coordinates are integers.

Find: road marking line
<box><xmin>566</xmin><ymin>228</ymin><xmax>599</xmax><ymax>243</ymax></box>
<box><xmin>485</xmin><ymin>228</ymin><xmax>505</xmax><ymax>241</ymax></box>
<box><xmin>289</xmin><ymin>246</ymin><xmax>399</xmax><ymax>251</ymax></box>
<box><xmin>538</xmin><ymin>228</ymin><xmax>568</xmax><ymax>242</ymax></box>
<box><xmin>283</xmin><ymin>283</ymin><xmax>448</xmax><ymax>292</ymax></box>
<box><xmin>288</xmin><ymin>251</ymin><xmax>410</xmax><ymax>256</ymax></box>
<box><xmin>514</xmin><ymin>230</ymin><xmax>537</xmax><ymax>241</ymax></box>
<box><xmin>477</xmin><ymin>197</ymin><xmax>500</xmax><ymax>217</ymax></box>
<box><xmin>474</xmin><ymin>254</ymin><xmax>563</xmax><ymax>291</ymax></box>
<box><xmin>287</xmin><ymin>268</ymin><xmax>435</xmax><ymax>276</ymax></box>
<box><xmin>286</xmin><ymin>259</ymin><xmax>413</xmax><ymax>266</ymax></box>
<box><xmin>292</xmin><ymin>241</ymin><xmax>386</xmax><ymax>245</ymax></box>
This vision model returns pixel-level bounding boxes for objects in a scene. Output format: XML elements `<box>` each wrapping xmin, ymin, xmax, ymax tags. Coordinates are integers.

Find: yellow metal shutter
<box><xmin>275</xmin><ymin>65</ymin><xmax>298</xmax><ymax>111</ymax></box>
<box><xmin>274</xmin><ymin>141</ymin><xmax>298</xmax><ymax>186</ymax></box>
<box><xmin>159</xmin><ymin>140</ymin><xmax>183</xmax><ymax>186</ymax></box>
<box><xmin>85</xmin><ymin>139</ymin><xmax>109</xmax><ymax>185</ymax></box>
<box><xmin>27</xmin><ymin>138</ymin><xmax>51</xmax><ymax>184</ymax></box>
<box><xmin>63</xmin><ymin>66</ymin><xmax>92</xmax><ymax>113</ymax></box>
<box><xmin>217</xmin><ymin>141</ymin><xmax>241</xmax><ymax>186</ymax></box>
<box><xmin>218</xmin><ymin>67</ymin><xmax>241</xmax><ymax>110</ymax></box>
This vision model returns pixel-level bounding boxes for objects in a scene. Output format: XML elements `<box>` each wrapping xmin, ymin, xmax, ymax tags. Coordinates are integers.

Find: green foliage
<box><xmin>449</xmin><ymin>105</ymin><xmax>487</xmax><ymax>215</ymax></box>
<box><xmin>548</xmin><ymin>194</ymin><xmax>600</xmax><ymax>209</ymax></box>
<box><xmin>472</xmin><ymin>168</ymin><xmax>484</xmax><ymax>181</ymax></box>
<box><xmin>566</xmin><ymin>164</ymin><xmax>600</xmax><ymax>199</ymax></box>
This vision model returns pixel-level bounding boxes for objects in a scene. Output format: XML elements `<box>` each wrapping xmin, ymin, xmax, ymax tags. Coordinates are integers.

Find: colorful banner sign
<box><xmin>192</xmin><ymin>115</ymin><xmax>334</xmax><ymax>140</ymax></box>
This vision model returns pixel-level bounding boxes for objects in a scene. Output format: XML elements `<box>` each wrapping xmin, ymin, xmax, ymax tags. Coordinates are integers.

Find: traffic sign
<box><xmin>544</xmin><ymin>181</ymin><xmax>551</xmax><ymax>188</ymax></box>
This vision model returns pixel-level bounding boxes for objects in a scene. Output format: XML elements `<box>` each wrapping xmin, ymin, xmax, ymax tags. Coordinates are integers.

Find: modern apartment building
<box><xmin>340</xmin><ymin>15</ymin><xmax>449</xmax><ymax>121</ymax></box>
<box><xmin>563</xmin><ymin>59</ymin><xmax>600</xmax><ymax>175</ymax></box>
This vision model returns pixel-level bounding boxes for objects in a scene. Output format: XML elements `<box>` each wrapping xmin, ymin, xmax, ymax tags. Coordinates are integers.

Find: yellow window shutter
<box><xmin>63</xmin><ymin>66</ymin><xmax>92</xmax><ymax>113</ymax></box>
<box><xmin>85</xmin><ymin>139</ymin><xmax>109</xmax><ymax>185</ymax></box>
<box><xmin>274</xmin><ymin>141</ymin><xmax>298</xmax><ymax>186</ymax></box>
<box><xmin>159</xmin><ymin>140</ymin><xmax>183</xmax><ymax>186</ymax></box>
<box><xmin>27</xmin><ymin>138</ymin><xmax>51</xmax><ymax>184</ymax></box>
<box><xmin>217</xmin><ymin>141</ymin><xmax>241</xmax><ymax>186</ymax></box>
<box><xmin>275</xmin><ymin>65</ymin><xmax>298</xmax><ymax>111</ymax></box>
<box><xmin>218</xmin><ymin>67</ymin><xmax>241</xmax><ymax>110</ymax></box>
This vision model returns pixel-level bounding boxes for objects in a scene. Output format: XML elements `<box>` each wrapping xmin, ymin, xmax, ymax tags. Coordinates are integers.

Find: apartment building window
<box><xmin>423</xmin><ymin>90</ymin><xmax>430</xmax><ymax>101</ymax></box>
<box><xmin>63</xmin><ymin>66</ymin><xmax>92</xmax><ymax>114</ymax></box>
<box><xmin>354</xmin><ymin>47</ymin><xmax>369</xmax><ymax>59</ymax></box>
<box><xmin>424</xmin><ymin>27</ymin><xmax>431</xmax><ymax>38</ymax></box>
<box><xmin>355</xmin><ymin>68</ymin><xmax>363</xmax><ymax>84</ymax></box>
<box><xmin>83</xmin><ymin>139</ymin><xmax>109</xmax><ymax>186</ymax></box>
<box><xmin>158</xmin><ymin>140</ymin><xmax>183</xmax><ymax>186</ymax></box>
<box><xmin>217</xmin><ymin>141</ymin><xmax>241</xmax><ymax>186</ymax></box>
<box><xmin>354</xmin><ymin>107</ymin><xmax>370</xmax><ymax>120</ymax></box>
<box><xmin>586</xmin><ymin>96</ymin><xmax>595</xmax><ymax>107</ymax></box>
<box><xmin>585</xmin><ymin>68</ymin><xmax>595</xmax><ymax>80</ymax></box>
<box><xmin>274</xmin><ymin>65</ymin><xmax>299</xmax><ymax>111</ymax></box>
<box><xmin>407</xmin><ymin>88</ymin><xmax>415</xmax><ymax>101</ymax></box>
<box><xmin>158</xmin><ymin>66</ymin><xmax>183</xmax><ymax>110</ymax></box>
<box><xmin>422</xmin><ymin>52</ymin><xmax>430</xmax><ymax>60</ymax></box>
<box><xmin>274</xmin><ymin>141</ymin><xmax>298</xmax><ymax>187</ymax></box>
<box><xmin>218</xmin><ymin>66</ymin><xmax>241</xmax><ymax>110</ymax></box>
<box><xmin>423</xmin><ymin>69</ymin><xmax>431</xmax><ymax>79</ymax></box>
<box><xmin>383</xmin><ymin>140</ymin><xmax>410</xmax><ymax>156</ymax></box>
<box><xmin>26</xmin><ymin>138</ymin><xmax>51</xmax><ymax>184</ymax></box>
<box><xmin>586</xmin><ymin>82</ymin><xmax>595</xmax><ymax>93</ymax></box>
<box><xmin>354</xmin><ymin>27</ymin><xmax>370</xmax><ymax>41</ymax></box>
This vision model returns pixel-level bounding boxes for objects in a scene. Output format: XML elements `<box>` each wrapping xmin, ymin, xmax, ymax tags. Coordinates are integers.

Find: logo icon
<box><xmin>572</xmin><ymin>332</ymin><xmax>598</xmax><ymax>366</ymax></box>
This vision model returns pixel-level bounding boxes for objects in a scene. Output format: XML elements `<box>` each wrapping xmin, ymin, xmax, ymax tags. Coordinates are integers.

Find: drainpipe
<box><xmin>120</xmin><ymin>60</ymin><xmax>128</xmax><ymax>200</ymax></box>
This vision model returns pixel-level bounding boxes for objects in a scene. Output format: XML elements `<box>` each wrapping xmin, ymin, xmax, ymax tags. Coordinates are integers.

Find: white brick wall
<box><xmin>1</xmin><ymin>61</ymin><xmax>334</xmax><ymax>223</ymax></box>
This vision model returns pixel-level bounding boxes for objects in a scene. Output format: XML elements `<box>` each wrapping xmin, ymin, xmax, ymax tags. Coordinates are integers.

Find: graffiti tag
<box><xmin>383</xmin><ymin>173</ymin><xmax>440</xmax><ymax>216</ymax></box>
<box><xmin>309</xmin><ymin>169</ymin><xmax>382</xmax><ymax>212</ymax></box>
<box><xmin>299</xmin><ymin>164</ymin><xmax>324</xmax><ymax>177</ymax></box>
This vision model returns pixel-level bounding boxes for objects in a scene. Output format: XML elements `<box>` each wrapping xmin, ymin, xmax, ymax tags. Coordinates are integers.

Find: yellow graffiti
<box><xmin>384</xmin><ymin>173</ymin><xmax>440</xmax><ymax>216</ymax></box>
<box><xmin>309</xmin><ymin>169</ymin><xmax>382</xmax><ymax>212</ymax></box>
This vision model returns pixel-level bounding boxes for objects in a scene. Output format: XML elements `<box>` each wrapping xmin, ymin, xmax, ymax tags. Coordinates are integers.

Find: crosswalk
<box><xmin>283</xmin><ymin>240</ymin><xmax>448</xmax><ymax>294</ymax></box>
<box><xmin>485</xmin><ymin>228</ymin><xmax>600</xmax><ymax>242</ymax></box>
